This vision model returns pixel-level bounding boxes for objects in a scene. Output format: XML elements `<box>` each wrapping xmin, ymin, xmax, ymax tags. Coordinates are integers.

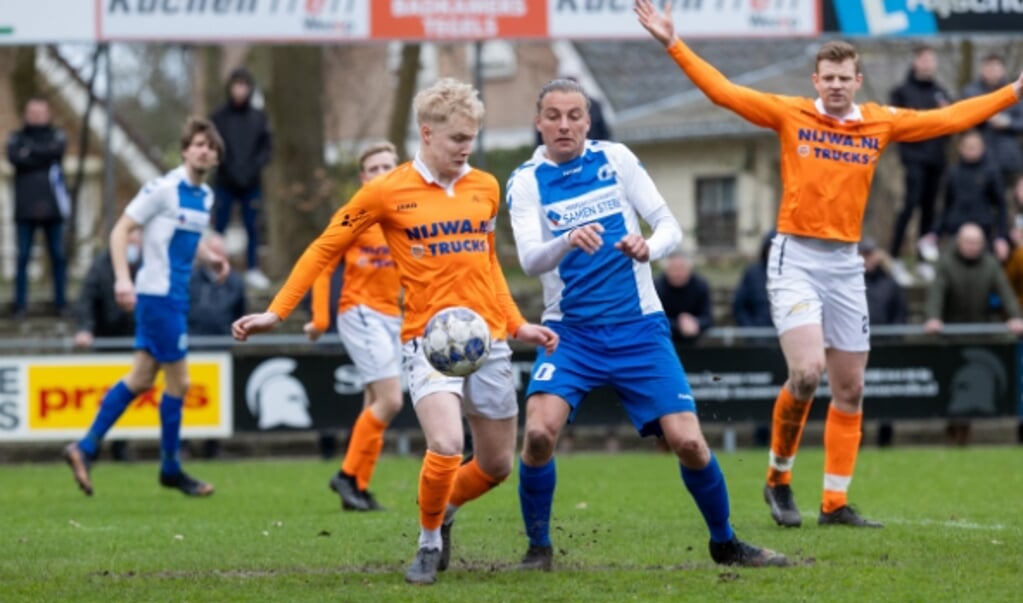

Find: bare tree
<box><xmin>388</xmin><ymin>44</ymin><xmax>421</xmax><ymax>162</ymax></box>
<box><xmin>264</xmin><ymin>45</ymin><xmax>332</xmax><ymax>274</ymax></box>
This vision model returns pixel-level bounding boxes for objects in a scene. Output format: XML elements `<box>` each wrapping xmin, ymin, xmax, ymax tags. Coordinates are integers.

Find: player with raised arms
<box><xmin>636</xmin><ymin>0</ymin><xmax>1023</xmax><ymax>528</ymax></box>
<box><xmin>232</xmin><ymin>78</ymin><xmax>558</xmax><ymax>585</ymax></box>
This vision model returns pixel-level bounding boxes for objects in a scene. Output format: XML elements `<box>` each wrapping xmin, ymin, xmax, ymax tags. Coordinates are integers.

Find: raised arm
<box><xmin>891</xmin><ymin>82</ymin><xmax>1023</xmax><ymax>142</ymax></box>
<box><xmin>635</xmin><ymin>0</ymin><xmax>785</xmax><ymax>130</ymax></box>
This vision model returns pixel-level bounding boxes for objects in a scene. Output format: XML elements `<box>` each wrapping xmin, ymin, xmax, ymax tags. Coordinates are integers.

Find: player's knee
<box><xmin>476</xmin><ymin>455</ymin><xmax>513</xmax><ymax>482</ymax></box>
<box><xmin>832</xmin><ymin>379</ymin><xmax>864</xmax><ymax>406</ymax></box>
<box><xmin>375</xmin><ymin>396</ymin><xmax>403</xmax><ymax>422</ymax></box>
<box><xmin>666</xmin><ymin>434</ymin><xmax>709</xmax><ymax>464</ymax></box>
<box><xmin>426</xmin><ymin>436</ymin><xmax>463</xmax><ymax>457</ymax></box>
<box><xmin>789</xmin><ymin>367</ymin><xmax>823</xmax><ymax>399</ymax></box>
<box><xmin>522</xmin><ymin>425</ymin><xmax>557</xmax><ymax>463</ymax></box>
<box><xmin>125</xmin><ymin>374</ymin><xmax>156</xmax><ymax>393</ymax></box>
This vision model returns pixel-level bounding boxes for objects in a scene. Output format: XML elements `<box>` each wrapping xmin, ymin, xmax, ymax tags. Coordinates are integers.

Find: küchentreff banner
<box><xmin>0</xmin><ymin>0</ymin><xmax>821</xmax><ymax>43</ymax></box>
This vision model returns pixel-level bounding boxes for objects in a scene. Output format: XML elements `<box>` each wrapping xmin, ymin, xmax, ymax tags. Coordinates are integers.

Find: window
<box><xmin>695</xmin><ymin>176</ymin><xmax>737</xmax><ymax>249</ymax></box>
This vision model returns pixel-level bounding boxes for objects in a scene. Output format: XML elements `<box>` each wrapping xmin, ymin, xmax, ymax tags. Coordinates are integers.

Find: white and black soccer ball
<box><xmin>422</xmin><ymin>306</ymin><xmax>491</xmax><ymax>377</ymax></box>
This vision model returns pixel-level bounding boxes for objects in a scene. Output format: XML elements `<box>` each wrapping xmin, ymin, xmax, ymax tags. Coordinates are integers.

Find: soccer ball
<box><xmin>422</xmin><ymin>306</ymin><xmax>491</xmax><ymax>377</ymax></box>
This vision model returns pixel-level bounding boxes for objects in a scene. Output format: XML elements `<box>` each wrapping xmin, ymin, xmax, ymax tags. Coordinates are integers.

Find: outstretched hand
<box><xmin>635</xmin><ymin>0</ymin><xmax>676</xmax><ymax>48</ymax></box>
<box><xmin>232</xmin><ymin>312</ymin><xmax>282</xmax><ymax>341</ymax></box>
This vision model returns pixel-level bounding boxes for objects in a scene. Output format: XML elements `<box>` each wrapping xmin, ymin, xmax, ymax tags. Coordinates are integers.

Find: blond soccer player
<box><xmin>232</xmin><ymin>79</ymin><xmax>557</xmax><ymax>585</ymax></box>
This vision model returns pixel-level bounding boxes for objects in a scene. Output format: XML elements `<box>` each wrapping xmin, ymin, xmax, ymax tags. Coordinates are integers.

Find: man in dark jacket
<box><xmin>187</xmin><ymin>234</ymin><xmax>247</xmax><ymax>336</ymax></box>
<box><xmin>924</xmin><ymin>223</ymin><xmax>1023</xmax><ymax>335</ymax></box>
<box><xmin>919</xmin><ymin>131</ymin><xmax>1009</xmax><ymax>264</ymax></box>
<box><xmin>888</xmin><ymin>45</ymin><xmax>951</xmax><ymax>284</ymax></box>
<box><xmin>5</xmin><ymin>96</ymin><xmax>70</xmax><ymax>317</ymax></box>
<box><xmin>732</xmin><ymin>231</ymin><xmax>773</xmax><ymax>327</ymax></box>
<box><xmin>655</xmin><ymin>249</ymin><xmax>713</xmax><ymax>342</ymax></box>
<box><xmin>859</xmin><ymin>237</ymin><xmax>908</xmax><ymax>326</ymax></box>
<box><xmin>962</xmin><ymin>53</ymin><xmax>1023</xmax><ymax>191</ymax></box>
<box><xmin>210</xmin><ymin>67</ymin><xmax>272</xmax><ymax>290</ymax></box>
<box><xmin>73</xmin><ymin>229</ymin><xmax>142</xmax><ymax>348</ymax></box>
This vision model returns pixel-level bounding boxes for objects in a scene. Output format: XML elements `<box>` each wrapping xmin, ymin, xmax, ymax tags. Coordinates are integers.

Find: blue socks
<box><xmin>79</xmin><ymin>381</ymin><xmax>136</xmax><ymax>457</ymax></box>
<box><xmin>519</xmin><ymin>459</ymin><xmax>557</xmax><ymax>548</ymax></box>
<box><xmin>681</xmin><ymin>454</ymin><xmax>735</xmax><ymax>543</ymax></box>
<box><xmin>159</xmin><ymin>393</ymin><xmax>184</xmax><ymax>476</ymax></box>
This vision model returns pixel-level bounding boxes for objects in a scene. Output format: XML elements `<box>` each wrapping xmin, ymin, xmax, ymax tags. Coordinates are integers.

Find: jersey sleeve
<box><xmin>611</xmin><ymin>145</ymin><xmax>682</xmax><ymax>261</ymax></box>
<box><xmin>123</xmin><ymin>178</ymin><xmax>168</xmax><ymax>225</ymax></box>
<box><xmin>267</xmin><ymin>185</ymin><xmax>382</xmax><ymax>321</ymax></box>
<box><xmin>507</xmin><ymin>166</ymin><xmax>574</xmax><ymax>276</ymax></box>
<box><xmin>665</xmin><ymin>39</ymin><xmax>787</xmax><ymax>130</ymax></box>
<box><xmin>890</xmin><ymin>85</ymin><xmax>1020</xmax><ymax>142</ymax></box>
<box><xmin>310</xmin><ymin>256</ymin><xmax>343</xmax><ymax>331</ymax></box>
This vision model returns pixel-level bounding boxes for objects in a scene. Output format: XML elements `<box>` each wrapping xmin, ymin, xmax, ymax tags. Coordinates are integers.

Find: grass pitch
<box><xmin>0</xmin><ymin>447</ymin><xmax>1020</xmax><ymax>602</ymax></box>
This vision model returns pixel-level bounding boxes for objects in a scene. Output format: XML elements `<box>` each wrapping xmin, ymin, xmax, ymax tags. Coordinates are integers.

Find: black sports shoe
<box><xmin>519</xmin><ymin>545</ymin><xmax>554</xmax><ymax>571</ymax></box>
<box><xmin>405</xmin><ymin>547</ymin><xmax>442</xmax><ymax>585</ymax></box>
<box><xmin>159</xmin><ymin>471</ymin><xmax>215</xmax><ymax>497</ymax></box>
<box><xmin>763</xmin><ymin>483</ymin><xmax>802</xmax><ymax>527</ymax></box>
<box><xmin>63</xmin><ymin>442</ymin><xmax>94</xmax><ymax>496</ymax></box>
<box><xmin>818</xmin><ymin>505</ymin><xmax>883</xmax><ymax>528</ymax></box>
<box><xmin>328</xmin><ymin>472</ymin><xmax>368</xmax><ymax>511</ymax></box>
<box><xmin>438</xmin><ymin>519</ymin><xmax>454</xmax><ymax>572</ymax></box>
<box><xmin>360</xmin><ymin>489</ymin><xmax>384</xmax><ymax>511</ymax></box>
<box><xmin>709</xmin><ymin>536</ymin><xmax>789</xmax><ymax>567</ymax></box>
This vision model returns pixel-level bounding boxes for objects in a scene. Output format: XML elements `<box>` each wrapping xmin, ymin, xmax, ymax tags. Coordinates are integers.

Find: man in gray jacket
<box><xmin>924</xmin><ymin>222</ymin><xmax>1023</xmax><ymax>335</ymax></box>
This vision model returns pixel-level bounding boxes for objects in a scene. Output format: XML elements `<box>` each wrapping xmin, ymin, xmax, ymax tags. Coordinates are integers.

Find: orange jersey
<box><xmin>309</xmin><ymin>225</ymin><xmax>401</xmax><ymax>332</ymax></box>
<box><xmin>269</xmin><ymin>158</ymin><xmax>527</xmax><ymax>342</ymax></box>
<box><xmin>667</xmin><ymin>39</ymin><xmax>1020</xmax><ymax>242</ymax></box>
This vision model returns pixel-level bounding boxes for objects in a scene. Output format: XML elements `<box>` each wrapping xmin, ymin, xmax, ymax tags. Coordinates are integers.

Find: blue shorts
<box><xmin>135</xmin><ymin>295</ymin><xmax>188</xmax><ymax>363</ymax></box>
<box><xmin>526</xmin><ymin>314</ymin><xmax>696</xmax><ymax>437</ymax></box>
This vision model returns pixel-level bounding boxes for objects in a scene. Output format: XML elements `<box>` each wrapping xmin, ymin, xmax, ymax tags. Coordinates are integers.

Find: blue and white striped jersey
<box><xmin>507</xmin><ymin>141</ymin><xmax>682</xmax><ymax>325</ymax></box>
<box><xmin>124</xmin><ymin>166</ymin><xmax>213</xmax><ymax>306</ymax></box>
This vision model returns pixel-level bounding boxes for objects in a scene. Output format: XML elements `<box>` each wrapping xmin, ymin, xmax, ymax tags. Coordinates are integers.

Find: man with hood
<box><xmin>210</xmin><ymin>67</ymin><xmax>273</xmax><ymax>290</ymax></box>
<box><xmin>888</xmin><ymin>45</ymin><xmax>951</xmax><ymax>285</ymax></box>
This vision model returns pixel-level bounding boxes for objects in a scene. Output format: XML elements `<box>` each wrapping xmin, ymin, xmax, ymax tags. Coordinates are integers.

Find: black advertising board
<box><xmin>231</xmin><ymin>340</ymin><xmax>1019</xmax><ymax>433</ymax></box>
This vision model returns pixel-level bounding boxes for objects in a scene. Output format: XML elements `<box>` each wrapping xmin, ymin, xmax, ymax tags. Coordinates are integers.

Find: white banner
<box><xmin>548</xmin><ymin>0</ymin><xmax>820</xmax><ymax>39</ymax></box>
<box><xmin>0</xmin><ymin>0</ymin><xmax>821</xmax><ymax>43</ymax></box>
<box><xmin>0</xmin><ymin>0</ymin><xmax>95</xmax><ymax>43</ymax></box>
<box><xmin>98</xmin><ymin>0</ymin><xmax>370</xmax><ymax>42</ymax></box>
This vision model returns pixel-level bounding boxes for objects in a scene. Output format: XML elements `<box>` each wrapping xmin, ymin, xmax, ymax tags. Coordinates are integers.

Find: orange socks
<box><xmin>341</xmin><ymin>408</ymin><xmax>388</xmax><ymax>491</ymax></box>
<box><xmin>766</xmin><ymin>387</ymin><xmax>813</xmax><ymax>487</ymax></box>
<box><xmin>418</xmin><ymin>450</ymin><xmax>462</xmax><ymax>530</ymax></box>
<box><xmin>822</xmin><ymin>405</ymin><xmax>862</xmax><ymax>513</ymax></box>
<box><xmin>449</xmin><ymin>458</ymin><xmax>502</xmax><ymax>508</ymax></box>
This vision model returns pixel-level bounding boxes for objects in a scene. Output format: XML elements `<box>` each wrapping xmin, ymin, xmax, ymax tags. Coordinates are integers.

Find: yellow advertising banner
<box><xmin>0</xmin><ymin>353</ymin><xmax>232</xmax><ymax>441</ymax></box>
